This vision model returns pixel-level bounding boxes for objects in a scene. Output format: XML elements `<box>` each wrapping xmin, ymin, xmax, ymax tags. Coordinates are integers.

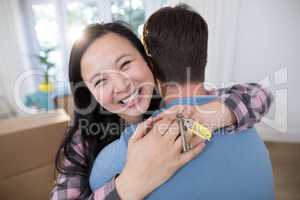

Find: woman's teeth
<box><xmin>120</xmin><ymin>89</ymin><xmax>139</xmax><ymax>104</ymax></box>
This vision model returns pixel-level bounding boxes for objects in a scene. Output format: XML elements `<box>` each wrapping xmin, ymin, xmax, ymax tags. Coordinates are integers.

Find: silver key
<box><xmin>176</xmin><ymin>113</ymin><xmax>190</xmax><ymax>152</ymax></box>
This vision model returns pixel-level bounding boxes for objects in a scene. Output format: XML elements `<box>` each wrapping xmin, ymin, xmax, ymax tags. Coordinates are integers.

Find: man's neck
<box><xmin>162</xmin><ymin>82</ymin><xmax>207</xmax><ymax>105</ymax></box>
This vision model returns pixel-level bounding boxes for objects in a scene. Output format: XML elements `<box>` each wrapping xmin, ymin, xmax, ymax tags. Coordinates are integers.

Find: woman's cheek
<box><xmin>94</xmin><ymin>86</ymin><xmax>113</xmax><ymax>108</ymax></box>
<box><xmin>132</xmin><ymin>64</ymin><xmax>154</xmax><ymax>83</ymax></box>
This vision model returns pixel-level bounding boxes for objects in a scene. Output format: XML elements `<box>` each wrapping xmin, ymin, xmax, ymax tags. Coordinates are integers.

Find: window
<box><xmin>111</xmin><ymin>0</ymin><xmax>145</xmax><ymax>35</ymax></box>
<box><xmin>32</xmin><ymin>3</ymin><xmax>62</xmax><ymax>69</ymax></box>
<box><xmin>160</xmin><ymin>0</ymin><xmax>168</xmax><ymax>7</ymax></box>
<box><xmin>22</xmin><ymin>0</ymin><xmax>167</xmax><ymax>89</ymax></box>
<box><xmin>32</xmin><ymin>4</ymin><xmax>58</xmax><ymax>48</ymax></box>
<box><xmin>67</xmin><ymin>1</ymin><xmax>100</xmax><ymax>45</ymax></box>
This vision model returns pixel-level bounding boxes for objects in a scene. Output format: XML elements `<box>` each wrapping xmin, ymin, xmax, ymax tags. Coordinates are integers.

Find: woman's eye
<box><xmin>120</xmin><ymin>60</ymin><xmax>132</xmax><ymax>70</ymax></box>
<box><xmin>94</xmin><ymin>79</ymin><xmax>106</xmax><ymax>87</ymax></box>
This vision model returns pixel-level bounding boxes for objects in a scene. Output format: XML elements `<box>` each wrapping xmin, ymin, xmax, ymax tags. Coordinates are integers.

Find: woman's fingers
<box><xmin>174</xmin><ymin>134</ymin><xmax>205</xmax><ymax>153</ymax></box>
<box><xmin>163</xmin><ymin>120</ymin><xmax>180</xmax><ymax>142</ymax></box>
<box><xmin>151</xmin><ymin>118</ymin><xmax>176</xmax><ymax>136</ymax></box>
<box><xmin>130</xmin><ymin>117</ymin><xmax>153</xmax><ymax>143</ymax></box>
<box><xmin>182</xmin><ymin>106</ymin><xmax>196</xmax><ymax>119</ymax></box>
<box><xmin>188</xmin><ymin>134</ymin><xmax>205</xmax><ymax>148</ymax></box>
<box><xmin>174</xmin><ymin>136</ymin><xmax>183</xmax><ymax>152</ymax></box>
<box><xmin>179</xmin><ymin>142</ymin><xmax>206</xmax><ymax>166</ymax></box>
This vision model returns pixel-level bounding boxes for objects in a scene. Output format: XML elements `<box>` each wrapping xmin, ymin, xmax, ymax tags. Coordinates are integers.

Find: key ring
<box><xmin>184</xmin><ymin>119</ymin><xmax>212</xmax><ymax>141</ymax></box>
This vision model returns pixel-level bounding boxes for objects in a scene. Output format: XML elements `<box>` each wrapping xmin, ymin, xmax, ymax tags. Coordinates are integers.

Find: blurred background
<box><xmin>0</xmin><ymin>0</ymin><xmax>299</xmax><ymax>199</ymax></box>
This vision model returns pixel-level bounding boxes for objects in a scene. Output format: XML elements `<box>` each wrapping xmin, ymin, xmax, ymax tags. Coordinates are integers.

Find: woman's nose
<box><xmin>112</xmin><ymin>74</ymin><xmax>130</xmax><ymax>93</ymax></box>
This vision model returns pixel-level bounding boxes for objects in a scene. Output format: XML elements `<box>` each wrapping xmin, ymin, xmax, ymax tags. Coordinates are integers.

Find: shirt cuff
<box><xmin>94</xmin><ymin>176</ymin><xmax>121</xmax><ymax>200</ymax></box>
<box><xmin>219</xmin><ymin>93</ymin><xmax>252</xmax><ymax>133</ymax></box>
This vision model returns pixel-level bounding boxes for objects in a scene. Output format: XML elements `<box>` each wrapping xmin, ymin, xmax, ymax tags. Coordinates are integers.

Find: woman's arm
<box><xmin>50</xmin><ymin>131</ymin><xmax>121</xmax><ymax>200</ymax></box>
<box><xmin>213</xmin><ymin>83</ymin><xmax>273</xmax><ymax>132</ymax></box>
<box><xmin>51</xmin><ymin>118</ymin><xmax>205</xmax><ymax>200</ymax></box>
<box><xmin>200</xmin><ymin>83</ymin><xmax>273</xmax><ymax>132</ymax></box>
<box><xmin>156</xmin><ymin>83</ymin><xmax>273</xmax><ymax>133</ymax></box>
<box><xmin>50</xmin><ymin>173</ymin><xmax>121</xmax><ymax>200</ymax></box>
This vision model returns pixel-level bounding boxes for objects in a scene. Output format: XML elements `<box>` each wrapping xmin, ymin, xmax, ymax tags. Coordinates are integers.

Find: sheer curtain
<box><xmin>0</xmin><ymin>0</ymin><xmax>34</xmax><ymax>117</ymax></box>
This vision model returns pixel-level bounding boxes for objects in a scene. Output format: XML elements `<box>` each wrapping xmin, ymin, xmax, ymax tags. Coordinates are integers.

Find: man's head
<box><xmin>143</xmin><ymin>4</ymin><xmax>208</xmax><ymax>84</ymax></box>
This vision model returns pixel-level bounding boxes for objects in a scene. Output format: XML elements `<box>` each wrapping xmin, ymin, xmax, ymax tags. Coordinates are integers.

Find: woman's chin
<box><xmin>120</xmin><ymin>100</ymin><xmax>150</xmax><ymax>119</ymax></box>
<box><xmin>117</xmin><ymin>109</ymin><xmax>145</xmax><ymax>123</ymax></box>
<box><xmin>123</xmin><ymin>105</ymin><xmax>147</xmax><ymax>117</ymax></box>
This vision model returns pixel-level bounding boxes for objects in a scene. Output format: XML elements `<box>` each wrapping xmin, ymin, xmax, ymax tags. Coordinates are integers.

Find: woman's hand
<box><xmin>155</xmin><ymin>101</ymin><xmax>237</xmax><ymax>133</ymax></box>
<box><xmin>115</xmin><ymin>117</ymin><xmax>205</xmax><ymax>200</ymax></box>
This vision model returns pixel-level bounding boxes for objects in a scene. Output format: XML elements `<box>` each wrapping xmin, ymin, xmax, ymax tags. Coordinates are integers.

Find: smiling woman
<box><xmin>80</xmin><ymin>32</ymin><xmax>155</xmax><ymax>121</ymax></box>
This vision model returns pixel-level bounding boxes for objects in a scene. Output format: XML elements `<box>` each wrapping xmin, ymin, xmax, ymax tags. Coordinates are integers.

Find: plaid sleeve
<box><xmin>50</xmin><ymin>174</ymin><xmax>120</xmax><ymax>200</ymax></box>
<box><xmin>50</xmin><ymin>131</ymin><xmax>121</xmax><ymax>200</ymax></box>
<box><xmin>94</xmin><ymin>176</ymin><xmax>121</xmax><ymax>200</ymax></box>
<box><xmin>214</xmin><ymin>83</ymin><xmax>273</xmax><ymax>132</ymax></box>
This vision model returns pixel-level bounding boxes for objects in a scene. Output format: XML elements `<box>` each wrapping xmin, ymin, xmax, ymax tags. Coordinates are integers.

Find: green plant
<box><xmin>35</xmin><ymin>47</ymin><xmax>56</xmax><ymax>84</ymax></box>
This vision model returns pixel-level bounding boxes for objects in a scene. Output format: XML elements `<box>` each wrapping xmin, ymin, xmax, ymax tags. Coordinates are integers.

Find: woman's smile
<box><xmin>119</xmin><ymin>88</ymin><xmax>141</xmax><ymax>108</ymax></box>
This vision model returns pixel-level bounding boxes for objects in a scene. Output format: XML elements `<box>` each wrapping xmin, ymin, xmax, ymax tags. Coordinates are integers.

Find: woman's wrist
<box><xmin>197</xmin><ymin>100</ymin><xmax>237</xmax><ymax>132</ymax></box>
<box><xmin>115</xmin><ymin>169</ymin><xmax>145</xmax><ymax>200</ymax></box>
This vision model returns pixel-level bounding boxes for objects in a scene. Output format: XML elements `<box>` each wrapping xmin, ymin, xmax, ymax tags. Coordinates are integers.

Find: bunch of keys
<box><xmin>176</xmin><ymin>113</ymin><xmax>212</xmax><ymax>152</ymax></box>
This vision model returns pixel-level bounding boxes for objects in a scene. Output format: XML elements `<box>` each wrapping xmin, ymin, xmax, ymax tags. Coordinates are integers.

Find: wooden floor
<box><xmin>265</xmin><ymin>142</ymin><xmax>300</xmax><ymax>200</ymax></box>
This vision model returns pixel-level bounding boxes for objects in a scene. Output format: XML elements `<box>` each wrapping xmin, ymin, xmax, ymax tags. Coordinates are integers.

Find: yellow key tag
<box><xmin>184</xmin><ymin>119</ymin><xmax>212</xmax><ymax>141</ymax></box>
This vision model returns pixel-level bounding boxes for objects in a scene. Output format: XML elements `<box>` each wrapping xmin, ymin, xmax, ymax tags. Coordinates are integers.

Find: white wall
<box><xmin>232</xmin><ymin>0</ymin><xmax>300</xmax><ymax>142</ymax></box>
<box><xmin>168</xmin><ymin>0</ymin><xmax>300</xmax><ymax>142</ymax></box>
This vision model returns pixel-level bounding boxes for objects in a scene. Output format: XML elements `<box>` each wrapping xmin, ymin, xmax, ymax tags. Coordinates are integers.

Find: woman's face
<box><xmin>81</xmin><ymin>33</ymin><xmax>155</xmax><ymax>121</ymax></box>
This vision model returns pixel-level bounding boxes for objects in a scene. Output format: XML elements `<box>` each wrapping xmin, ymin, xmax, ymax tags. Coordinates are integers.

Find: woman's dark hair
<box><xmin>54</xmin><ymin>22</ymin><xmax>160</xmax><ymax>198</ymax></box>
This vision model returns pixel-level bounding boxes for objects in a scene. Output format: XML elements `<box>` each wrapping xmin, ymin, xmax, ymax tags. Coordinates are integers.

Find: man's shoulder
<box><xmin>120</xmin><ymin>124</ymin><xmax>138</xmax><ymax>143</ymax></box>
<box><xmin>89</xmin><ymin>128</ymin><xmax>131</xmax><ymax>191</ymax></box>
<box><xmin>148</xmin><ymin>127</ymin><xmax>274</xmax><ymax>200</ymax></box>
<box><xmin>95</xmin><ymin>124</ymin><xmax>138</xmax><ymax>158</ymax></box>
<box><xmin>212</xmin><ymin>127</ymin><xmax>266</xmax><ymax>151</ymax></box>
<box><xmin>93</xmin><ymin>125</ymin><xmax>137</xmax><ymax>161</ymax></box>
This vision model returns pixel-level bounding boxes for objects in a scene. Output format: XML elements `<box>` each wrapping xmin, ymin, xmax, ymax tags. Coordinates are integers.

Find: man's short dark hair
<box><xmin>143</xmin><ymin>4</ymin><xmax>208</xmax><ymax>84</ymax></box>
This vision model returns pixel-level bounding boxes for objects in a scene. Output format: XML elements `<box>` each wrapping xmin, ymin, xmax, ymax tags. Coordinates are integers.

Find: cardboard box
<box><xmin>0</xmin><ymin>109</ymin><xmax>70</xmax><ymax>199</ymax></box>
<box><xmin>0</xmin><ymin>164</ymin><xmax>54</xmax><ymax>200</ymax></box>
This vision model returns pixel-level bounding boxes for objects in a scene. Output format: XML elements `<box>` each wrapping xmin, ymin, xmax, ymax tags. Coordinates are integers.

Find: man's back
<box><xmin>147</xmin><ymin>127</ymin><xmax>274</xmax><ymax>200</ymax></box>
<box><xmin>90</xmin><ymin>96</ymin><xmax>274</xmax><ymax>199</ymax></box>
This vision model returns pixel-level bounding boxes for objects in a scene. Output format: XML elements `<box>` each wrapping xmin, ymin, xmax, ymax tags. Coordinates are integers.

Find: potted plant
<box><xmin>35</xmin><ymin>47</ymin><xmax>56</xmax><ymax>93</ymax></box>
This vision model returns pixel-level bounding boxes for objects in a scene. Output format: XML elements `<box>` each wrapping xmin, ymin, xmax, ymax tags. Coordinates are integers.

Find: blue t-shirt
<box><xmin>90</xmin><ymin>96</ymin><xmax>274</xmax><ymax>200</ymax></box>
